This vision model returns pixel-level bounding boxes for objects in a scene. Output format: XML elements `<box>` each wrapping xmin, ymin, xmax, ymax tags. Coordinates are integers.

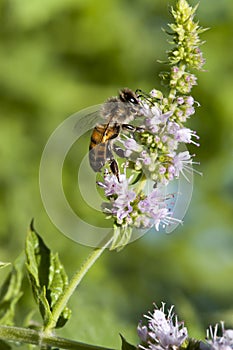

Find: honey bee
<box><xmin>89</xmin><ymin>88</ymin><xmax>144</xmax><ymax>180</ymax></box>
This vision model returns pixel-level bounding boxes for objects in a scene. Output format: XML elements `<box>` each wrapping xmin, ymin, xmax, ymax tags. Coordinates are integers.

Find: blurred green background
<box><xmin>0</xmin><ymin>0</ymin><xmax>233</xmax><ymax>348</ymax></box>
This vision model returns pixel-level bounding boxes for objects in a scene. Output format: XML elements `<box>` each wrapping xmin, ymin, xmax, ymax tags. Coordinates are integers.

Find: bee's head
<box><xmin>119</xmin><ymin>88</ymin><xmax>139</xmax><ymax>104</ymax></box>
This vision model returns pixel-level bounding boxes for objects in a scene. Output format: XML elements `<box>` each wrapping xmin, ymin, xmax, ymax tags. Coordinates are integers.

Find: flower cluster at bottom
<box><xmin>137</xmin><ymin>303</ymin><xmax>188</xmax><ymax>350</ymax></box>
<box><xmin>206</xmin><ymin>323</ymin><xmax>233</xmax><ymax>350</ymax></box>
<box><xmin>137</xmin><ymin>303</ymin><xmax>233</xmax><ymax>350</ymax></box>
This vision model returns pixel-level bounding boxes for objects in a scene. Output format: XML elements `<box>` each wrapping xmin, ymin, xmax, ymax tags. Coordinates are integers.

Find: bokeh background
<box><xmin>0</xmin><ymin>0</ymin><xmax>233</xmax><ymax>348</ymax></box>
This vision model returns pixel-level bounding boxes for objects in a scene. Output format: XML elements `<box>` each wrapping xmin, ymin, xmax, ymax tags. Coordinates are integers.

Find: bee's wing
<box><xmin>72</xmin><ymin>99</ymin><xmax>128</xmax><ymax>134</ymax></box>
<box><xmin>73</xmin><ymin>105</ymin><xmax>103</xmax><ymax>136</ymax></box>
<box><xmin>165</xmin><ymin>168</ymin><xmax>193</xmax><ymax>234</ymax></box>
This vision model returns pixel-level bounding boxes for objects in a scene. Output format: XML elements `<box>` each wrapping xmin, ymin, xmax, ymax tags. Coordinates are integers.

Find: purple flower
<box><xmin>97</xmin><ymin>173</ymin><xmax>121</xmax><ymax>196</ymax></box>
<box><xmin>138</xmin><ymin>188</ymin><xmax>181</xmax><ymax>230</ymax></box>
<box><xmin>167</xmin><ymin>122</ymin><xmax>199</xmax><ymax>146</ymax></box>
<box><xmin>145</xmin><ymin>107</ymin><xmax>172</xmax><ymax>134</ymax></box>
<box><xmin>185</xmin><ymin>96</ymin><xmax>194</xmax><ymax>106</ymax></box>
<box><xmin>206</xmin><ymin>323</ymin><xmax>233</xmax><ymax>350</ymax></box>
<box><xmin>172</xmin><ymin>151</ymin><xmax>194</xmax><ymax>181</ymax></box>
<box><xmin>175</xmin><ymin>127</ymin><xmax>200</xmax><ymax>146</ymax></box>
<box><xmin>138</xmin><ymin>150</ymin><xmax>152</xmax><ymax>166</ymax></box>
<box><xmin>177</xmin><ymin>96</ymin><xmax>184</xmax><ymax>105</ymax></box>
<box><xmin>138</xmin><ymin>321</ymin><xmax>149</xmax><ymax>342</ymax></box>
<box><xmin>113</xmin><ymin>189</ymin><xmax>136</xmax><ymax>223</ymax></box>
<box><xmin>98</xmin><ymin>171</ymin><xmax>137</xmax><ymax>225</ymax></box>
<box><xmin>138</xmin><ymin>303</ymin><xmax>188</xmax><ymax>350</ymax></box>
<box><xmin>122</xmin><ymin>137</ymin><xmax>143</xmax><ymax>157</ymax></box>
<box><xmin>185</xmin><ymin>106</ymin><xmax>195</xmax><ymax>117</ymax></box>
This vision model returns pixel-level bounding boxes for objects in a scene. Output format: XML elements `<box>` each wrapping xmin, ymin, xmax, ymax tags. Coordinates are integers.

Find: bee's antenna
<box><xmin>135</xmin><ymin>89</ymin><xmax>155</xmax><ymax>106</ymax></box>
<box><xmin>135</xmin><ymin>88</ymin><xmax>150</xmax><ymax>99</ymax></box>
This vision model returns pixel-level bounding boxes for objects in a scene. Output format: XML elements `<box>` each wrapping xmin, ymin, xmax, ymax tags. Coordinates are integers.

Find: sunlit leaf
<box><xmin>25</xmin><ymin>220</ymin><xmax>71</xmax><ymax>329</ymax></box>
<box><xmin>0</xmin><ymin>254</ymin><xmax>24</xmax><ymax>326</ymax></box>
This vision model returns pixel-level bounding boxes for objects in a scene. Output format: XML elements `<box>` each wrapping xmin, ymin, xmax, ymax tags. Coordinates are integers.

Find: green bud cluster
<box><xmin>159</xmin><ymin>0</ymin><xmax>207</xmax><ymax>101</ymax></box>
<box><xmin>168</xmin><ymin>0</ymin><xmax>206</xmax><ymax>70</ymax></box>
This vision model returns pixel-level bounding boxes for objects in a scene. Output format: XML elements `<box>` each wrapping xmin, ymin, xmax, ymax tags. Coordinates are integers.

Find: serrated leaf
<box><xmin>0</xmin><ymin>262</ymin><xmax>11</xmax><ymax>270</ymax></box>
<box><xmin>47</xmin><ymin>252</ymin><xmax>71</xmax><ymax>328</ymax></box>
<box><xmin>0</xmin><ymin>254</ymin><xmax>24</xmax><ymax>326</ymax></box>
<box><xmin>25</xmin><ymin>221</ymin><xmax>71</xmax><ymax>329</ymax></box>
<box><xmin>120</xmin><ymin>334</ymin><xmax>137</xmax><ymax>350</ymax></box>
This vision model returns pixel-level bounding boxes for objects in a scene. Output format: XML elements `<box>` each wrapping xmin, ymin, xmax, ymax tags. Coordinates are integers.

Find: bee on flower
<box><xmin>92</xmin><ymin>0</ymin><xmax>206</xmax><ymax>250</ymax></box>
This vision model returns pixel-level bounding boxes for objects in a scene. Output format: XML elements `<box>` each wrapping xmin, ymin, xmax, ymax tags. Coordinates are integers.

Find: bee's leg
<box><xmin>135</xmin><ymin>89</ymin><xmax>157</xmax><ymax>105</ymax></box>
<box><xmin>135</xmin><ymin>126</ymin><xmax>145</xmax><ymax>133</ymax></box>
<box><xmin>122</xmin><ymin>124</ymin><xmax>135</xmax><ymax>132</ymax></box>
<box><xmin>112</xmin><ymin>143</ymin><xmax>125</xmax><ymax>158</ymax></box>
<box><xmin>122</xmin><ymin>124</ymin><xmax>145</xmax><ymax>133</ymax></box>
<box><xmin>110</xmin><ymin>159</ymin><xmax>120</xmax><ymax>181</ymax></box>
<box><xmin>112</xmin><ymin>125</ymin><xmax>144</xmax><ymax>159</ymax></box>
<box><xmin>106</xmin><ymin>142</ymin><xmax>120</xmax><ymax>181</ymax></box>
<box><xmin>110</xmin><ymin>159</ymin><xmax>120</xmax><ymax>182</ymax></box>
<box><xmin>135</xmin><ymin>88</ymin><xmax>151</xmax><ymax>99</ymax></box>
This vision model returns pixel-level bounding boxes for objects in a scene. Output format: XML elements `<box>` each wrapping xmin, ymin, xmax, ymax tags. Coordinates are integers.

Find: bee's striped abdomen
<box><xmin>89</xmin><ymin>124</ymin><xmax>107</xmax><ymax>149</ymax></box>
<box><xmin>89</xmin><ymin>123</ymin><xmax>120</xmax><ymax>172</ymax></box>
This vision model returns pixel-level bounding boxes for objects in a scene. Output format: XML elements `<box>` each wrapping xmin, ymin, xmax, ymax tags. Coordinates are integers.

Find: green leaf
<box><xmin>0</xmin><ymin>254</ymin><xmax>24</xmax><ymax>326</ymax></box>
<box><xmin>48</xmin><ymin>252</ymin><xmax>71</xmax><ymax>328</ymax></box>
<box><xmin>0</xmin><ymin>339</ymin><xmax>12</xmax><ymax>350</ymax></box>
<box><xmin>0</xmin><ymin>262</ymin><xmax>11</xmax><ymax>270</ymax></box>
<box><xmin>130</xmin><ymin>171</ymin><xmax>143</xmax><ymax>185</ymax></box>
<box><xmin>25</xmin><ymin>220</ymin><xmax>71</xmax><ymax>329</ymax></box>
<box><xmin>185</xmin><ymin>338</ymin><xmax>203</xmax><ymax>350</ymax></box>
<box><xmin>120</xmin><ymin>334</ymin><xmax>137</xmax><ymax>350</ymax></box>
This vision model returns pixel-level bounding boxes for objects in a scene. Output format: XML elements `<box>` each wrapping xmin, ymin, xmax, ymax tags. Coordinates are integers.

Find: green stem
<box><xmin>168</xmin><ymin>88</ymin><xmax>176</xmax><ymax>101</ymax></box>
<box><xmin>0</xmin><ymin>325</ymin><xmax>115</xmax><ymax>350</ymax></box>
<box><xmin>44</xmin><ymin>235</ymin><xmax>113</xmax><ymax>333</ymax></box>
<box><xmin>135</xmin><ymin>174</ymin><xmax>147</xmax><ymax>195</ymax></box>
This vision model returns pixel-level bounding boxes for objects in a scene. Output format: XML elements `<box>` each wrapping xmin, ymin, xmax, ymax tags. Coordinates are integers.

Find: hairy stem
<box><xmin>0</xmin><ymin>325</ymin><xmax>115</xmax><ymax>350</ymax></box>
<box><xmin>44</xmin><ymin>235</ymin><xmax>113</xmax><ymax>333</ymax></box>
